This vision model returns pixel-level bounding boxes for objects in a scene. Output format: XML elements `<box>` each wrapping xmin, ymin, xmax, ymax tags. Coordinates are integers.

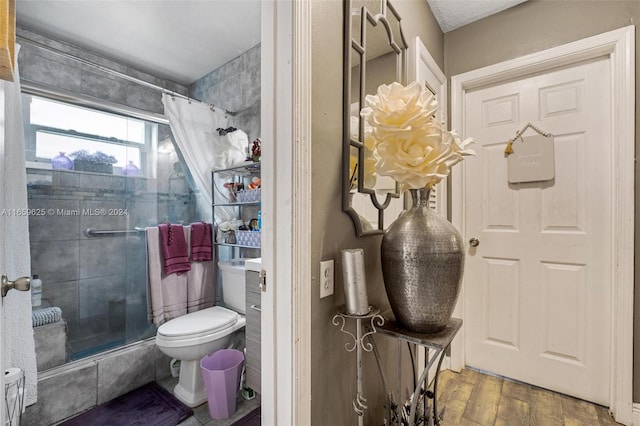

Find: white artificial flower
<box><xmin>362</xmin><ymin>81</ymin><xmax>475</xmax><ymax>191</ymax></box>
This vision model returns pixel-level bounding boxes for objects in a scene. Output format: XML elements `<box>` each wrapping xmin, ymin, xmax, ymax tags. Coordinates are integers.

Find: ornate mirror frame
<box><xmin>343</xmin><ymin>0</ymin><xmax>408</xmax><ymax>236</ymax></box>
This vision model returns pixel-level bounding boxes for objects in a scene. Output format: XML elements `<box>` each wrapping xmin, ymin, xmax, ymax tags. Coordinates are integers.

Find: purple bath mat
<box><xmin>231</xmin><ymin>407</ymin><xmax>261</xmax><ymax>426</ymax></box>
<box><xmin>60</xmin><ymin>381</ymin><xmax>192</xmax><ymax>426</ymax></box>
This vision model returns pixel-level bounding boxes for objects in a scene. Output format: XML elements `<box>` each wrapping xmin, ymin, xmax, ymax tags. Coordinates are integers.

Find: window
<box><xmin>22</xmin><ymin>93</ymin><xmax>158</xmax><ymax>176</ymax></box>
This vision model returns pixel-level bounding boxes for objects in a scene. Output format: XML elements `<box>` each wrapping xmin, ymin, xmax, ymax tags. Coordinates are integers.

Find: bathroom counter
<box><xmin>245</xmin><ymin>257</ymin><xmax>262</xmax><ymax>272</ymax></box>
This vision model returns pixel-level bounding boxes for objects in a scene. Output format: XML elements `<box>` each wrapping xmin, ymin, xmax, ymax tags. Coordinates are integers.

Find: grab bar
<box><xmin>84</xmin><ymin>227</ymin><xmax>145</xmax><ymax>237</ymax></box>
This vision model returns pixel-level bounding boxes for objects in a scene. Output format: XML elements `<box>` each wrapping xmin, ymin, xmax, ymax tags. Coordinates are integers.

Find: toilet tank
<box><xmin>218</xmin><ymin>260</ymin><xmax>246</xmax><ymax>314</ymax></box>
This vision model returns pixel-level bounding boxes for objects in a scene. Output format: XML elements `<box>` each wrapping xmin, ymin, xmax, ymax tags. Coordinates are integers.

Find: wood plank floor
<box><xmin>435</xmin><ymin>369</ymin><xmax>621</xmax><ymax>426</ymax></box>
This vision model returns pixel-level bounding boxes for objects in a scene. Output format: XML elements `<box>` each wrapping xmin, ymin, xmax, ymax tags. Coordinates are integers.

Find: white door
<box><xmin>463</xmin><ymin>57</ymin><xmax>612</xmax><ymax>404</ymax></box>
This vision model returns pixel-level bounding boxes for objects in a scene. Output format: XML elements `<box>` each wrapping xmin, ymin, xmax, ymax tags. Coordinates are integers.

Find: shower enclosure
<box><xmin>23</xmin><ymin>91</ymin><xmax>197</xmax><ymax>369</ymax></box>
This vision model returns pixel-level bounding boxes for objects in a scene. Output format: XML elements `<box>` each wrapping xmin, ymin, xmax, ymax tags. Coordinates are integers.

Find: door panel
<box><xmin>464</xmin><ymin>58</ymin><xmax>611</xmax><ymax>404</ymax></box>
<box><xmin>482</xmin><ymin>257</ymin><xmax>520</xmax><ymax>349</ymax></box>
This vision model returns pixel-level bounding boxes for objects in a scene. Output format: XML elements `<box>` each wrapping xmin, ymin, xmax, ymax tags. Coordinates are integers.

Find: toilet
<box><xmin>155</xmin><ymin>260</ymin><xmax>247</xmax><ymax>407</ymax></box>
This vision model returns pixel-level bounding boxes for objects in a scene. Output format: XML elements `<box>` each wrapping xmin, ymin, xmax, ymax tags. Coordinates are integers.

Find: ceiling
<box><xmin>16</xmin><ymin>0</ymin><xmax>261</xmax><ymax>85</ymax></box>
<box><xmin>427</xmin><ymin>0</ymin><xmax>527</xmax><ymax>33</ymax></box>
<box><xmin>16</xmin><ymin>1</ymin><xmax>524</xmax><ymax>87</ymax></box>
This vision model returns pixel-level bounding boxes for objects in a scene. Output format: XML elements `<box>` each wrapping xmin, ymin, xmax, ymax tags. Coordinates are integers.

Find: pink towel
<box><xmin>146</xmin><ymin>226</ymin><xmax>214</xmax><ymax>325</ymax></box>
<box><xmin>187</xmin><ymin>260</ymin><xmax>214</xmax><ymax>313</ymax></box>
<box><xmin>146</xmin><ymin>227</ymin><xmax>188</xmax><ymax>325</ymax></box>
<box><xmin>159</xmin><ymin>224</ymin><xmax>191</xmax><ymax>274</ymax></box>
<box><xmin>191</xmin><ymin>222</ymin><xmax>213</xmax><ymax>261</ymax></box>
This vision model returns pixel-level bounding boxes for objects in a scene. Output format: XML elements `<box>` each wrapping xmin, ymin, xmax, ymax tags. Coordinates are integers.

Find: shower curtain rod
<box><xmin>17</xmin><ymin>34</ymin><xmax>238</xmax><ymax>116</ymax></box>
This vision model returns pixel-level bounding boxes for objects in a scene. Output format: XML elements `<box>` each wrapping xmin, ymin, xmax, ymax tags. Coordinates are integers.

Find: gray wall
<box><xmin>444</xmin><ymin>0</ymin><xmax>639</xmax><ymax>77</ymax></box>
<box><xmin>17</xmin><ymin>27</ymin><xmax>187</xmax><ymax>115</ymax></box>
<box><xmin>351</xmin><ymin>52</ymin><xmax>397</xmax><ymax>102</ymax></box>
<box><xmin>443</xmin><ymin>0</ymin><xmax>640</xmax><ymax>403</ymax></box>
<box><xmin>394</xmin><ymin>0</ymin><xmax>444</xmax><ymax>71</ymax></box>
<box><xmin>311</xmin><ymin>1</ymin><xmax>443</xmax><ymax>424</ymax></box>
<box><xmin>189</xmin><ymin>44</ymin><xmax>261</xmax><ymax>144</ymax></box>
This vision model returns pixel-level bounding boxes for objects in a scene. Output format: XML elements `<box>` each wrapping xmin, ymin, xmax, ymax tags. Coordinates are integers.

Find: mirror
<box><xmin>343</xmin><ymin>0</ymin><xmax>408</xmax><ymax>236</ymax></box>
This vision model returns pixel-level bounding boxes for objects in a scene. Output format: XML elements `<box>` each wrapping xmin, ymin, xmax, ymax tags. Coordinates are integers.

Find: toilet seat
<box><xmin>157</xmin><ymin>306</ymin><xmax>239</xmax><ymax>341</ymax></box>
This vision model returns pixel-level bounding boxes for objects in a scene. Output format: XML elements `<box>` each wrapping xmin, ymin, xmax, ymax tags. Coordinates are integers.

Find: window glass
<box><xmin>23</xmin><ymin>93</ymin><xmax>155</xmax><ymax>176</ymax></box>
<box><xmin>35</xmin><ymin>132</ymin><xmax>140</xmax><ymax>168</ymax></box>
<box><xmin>29</xmin><ymin>97</ymin><xmax>145</xmax><ymax>144</ymax></box>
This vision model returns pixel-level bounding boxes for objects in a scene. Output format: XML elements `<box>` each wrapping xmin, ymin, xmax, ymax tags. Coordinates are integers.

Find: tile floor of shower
<box><xmin>157</xmin><ymin>375</ymin><xmax>261</xmax><ymax>426</ymax></box>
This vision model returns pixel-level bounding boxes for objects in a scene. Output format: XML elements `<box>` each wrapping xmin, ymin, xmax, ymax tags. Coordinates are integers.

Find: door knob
<box><xmin>1</xmin><ymin>275</ymin><xmax>30</xmax><ymax>297</ymax></box>
<box><xmin>469</xmin><ymin>238</ymin><xmax>480</xmax><ymax>247</ymax></box>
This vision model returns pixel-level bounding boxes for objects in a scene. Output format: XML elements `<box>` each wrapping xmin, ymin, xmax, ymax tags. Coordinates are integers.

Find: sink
<box><xmin>244</xmin><ymin>257</ymin><xmax>262</xmax><ymax>272</ymax></box>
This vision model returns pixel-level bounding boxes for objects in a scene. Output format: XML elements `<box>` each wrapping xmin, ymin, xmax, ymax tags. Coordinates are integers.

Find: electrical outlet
<box><xmin>319</xmin><ymin>260</ymin><xmax>334</xmax><ymax>299</ymax></box>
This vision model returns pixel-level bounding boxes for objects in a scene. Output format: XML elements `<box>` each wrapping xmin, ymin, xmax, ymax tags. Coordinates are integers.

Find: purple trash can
<box><xmin>200</xmin><ymin>349</ymin><xmax>245</xmax><ymax>419</ymax></box>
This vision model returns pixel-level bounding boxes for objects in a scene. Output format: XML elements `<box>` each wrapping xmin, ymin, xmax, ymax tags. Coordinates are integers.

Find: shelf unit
<box><xmin>213</xmin><ymin>162</ymin><xmax>262</xmax><ymax>396</ymax></box>
<box><xmin>211</xmin><ymin>162</ymin><xmax>262</xmax><ymax>252</ymax></box>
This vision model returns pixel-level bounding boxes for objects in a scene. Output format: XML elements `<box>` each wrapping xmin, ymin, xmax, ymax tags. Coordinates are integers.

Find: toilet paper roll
<box><xmin>4</xmin><ymin>367</ymin><xmax>23</xmax><ymax>385</ymax></box>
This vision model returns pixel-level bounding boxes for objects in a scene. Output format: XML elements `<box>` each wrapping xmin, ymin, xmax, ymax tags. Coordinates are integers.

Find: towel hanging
<box><xmin>505</xmin><ymin>122</ymin><xmax>553</xmax><ymax>155</ymax></box>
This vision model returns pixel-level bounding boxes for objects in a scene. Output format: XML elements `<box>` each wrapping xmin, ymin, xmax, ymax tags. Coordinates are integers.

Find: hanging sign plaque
<box><xmin>507</xmin><ymin>134</ymin><xmax>555</xmax><ymax>183</ymax></box>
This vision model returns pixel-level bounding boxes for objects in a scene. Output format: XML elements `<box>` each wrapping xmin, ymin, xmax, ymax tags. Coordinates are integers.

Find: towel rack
<box><xmin>84</xmin><ymin>227</ymin><xmax>145</xmax><ymax>237</ymax></box>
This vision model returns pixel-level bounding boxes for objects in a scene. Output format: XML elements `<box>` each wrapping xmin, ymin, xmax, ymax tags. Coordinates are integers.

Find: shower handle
<box><xmin>1</xmin><ymin>275</ymin><xmax>31</xmax><ymax>297</ymax></box>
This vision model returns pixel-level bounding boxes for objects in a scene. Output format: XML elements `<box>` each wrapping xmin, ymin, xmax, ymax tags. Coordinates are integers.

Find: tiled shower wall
<box><xmin>17</xmin><ymin>27</ymin><xmax>188</xmax><ymax>115</ymax></box>
<box><xmin>27</xmin><ymin>169</ymin><xmax>195</xmax><ymax>359</ymax></box>
<box><xmin>190</xmin><ymin>44</ymin><xmax>261</xmax><ymax>144</ymax></box>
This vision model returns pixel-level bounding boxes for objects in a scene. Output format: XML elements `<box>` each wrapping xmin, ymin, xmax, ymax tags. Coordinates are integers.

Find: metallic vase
<box><xmin>381</xmin><ymin>188</ymin><xmax>465</xmax><ymax>333</ymax></box>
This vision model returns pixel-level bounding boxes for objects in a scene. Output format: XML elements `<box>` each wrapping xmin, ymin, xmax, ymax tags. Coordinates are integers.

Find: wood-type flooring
<box><xmin>435</xmin><ymin>369</ymin><xmax>621</xmax><ymax>426</ymax></box>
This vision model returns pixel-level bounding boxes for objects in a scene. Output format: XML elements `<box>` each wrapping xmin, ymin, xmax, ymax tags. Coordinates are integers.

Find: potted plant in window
<box><xmin>70</xmin><ymin>150</ymin><xmax>117</xmax><ymax>174</ymax></box>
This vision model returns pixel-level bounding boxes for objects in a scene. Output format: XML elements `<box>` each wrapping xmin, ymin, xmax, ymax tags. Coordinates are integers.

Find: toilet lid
<box><xmin>157</xmin><ymin>306</ymin><xmax>238</xmax><ymax>339</ymax></box>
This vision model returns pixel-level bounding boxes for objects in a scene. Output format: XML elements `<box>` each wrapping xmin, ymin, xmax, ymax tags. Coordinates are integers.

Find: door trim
<box><xmin>450</xmin><ymin>26</ymin><xmax>635</xmax><ymax>423</ymax></box>
<box><xmin>292</xmin><ymin>0</ymin><xmax>313</xmax><ymax>423</ymax></box>
<box><xmin>411</xmin><ymin>36</ymin><xmax>448</xmax><ymax>219</ymax></box>
<box><xmin>260</xmin><ymin>1</ymin><xmax>312</xmax><ymax>424</ymax></box>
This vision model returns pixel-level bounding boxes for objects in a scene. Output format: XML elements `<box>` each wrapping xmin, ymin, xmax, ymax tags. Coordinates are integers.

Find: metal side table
<box><xmin>371</xmin><ymin>317</ymin><xmax>462</xmax><ymax>426</ymax></box>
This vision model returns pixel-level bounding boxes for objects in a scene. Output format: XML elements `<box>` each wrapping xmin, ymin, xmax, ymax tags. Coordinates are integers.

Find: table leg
<box><xmin>409</xmin><ymin>356</ymin><xmax>430</xmax><ymax>424</ymax></box>
<box><xmin>432</xmin><ymin>343</ymin><xmax>449</xmax><ymax>425</ymax></box>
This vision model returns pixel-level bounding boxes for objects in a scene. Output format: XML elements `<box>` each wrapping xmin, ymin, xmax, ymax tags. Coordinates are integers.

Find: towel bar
<box><xmin>84</xmin><ymin>227</ymin><xmax>145</xmax><ymax>237</ymax></box>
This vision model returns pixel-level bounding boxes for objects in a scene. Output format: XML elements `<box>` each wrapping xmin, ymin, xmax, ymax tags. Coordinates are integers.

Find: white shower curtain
<box><xmin>2</xmin><ymin>44</ymin><xmax>37</xmax><ymax>406</ymax></box>
<box><xmin>162</xmin><ymin>95</ymin><xmax>248</xmax><ymax>223</ymax></box>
